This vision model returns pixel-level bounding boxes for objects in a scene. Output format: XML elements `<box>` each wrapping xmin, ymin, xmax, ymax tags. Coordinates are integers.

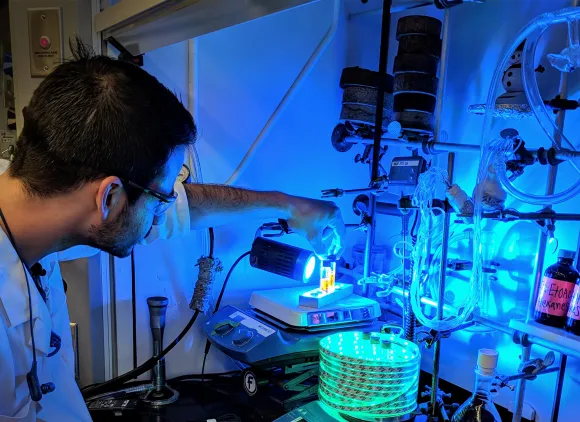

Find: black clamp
<box><xmin>257</xmin><ymin>219</ymin><xmax>292</xmax><ymax>238</ymax></box>
<box><xmin>107</xmin><ymin>37</ymin><xmax>144</xmax><ymax>66</ymax></box>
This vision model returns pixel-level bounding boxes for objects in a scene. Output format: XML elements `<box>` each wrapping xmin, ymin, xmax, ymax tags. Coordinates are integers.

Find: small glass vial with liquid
<box><xmin>320</xmin><ymin>256</ymin><xmax>336</xmax><ymax>293</ymax></box>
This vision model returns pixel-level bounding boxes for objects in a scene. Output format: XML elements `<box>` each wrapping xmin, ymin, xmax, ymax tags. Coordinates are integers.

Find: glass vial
<box><xmin>320</xmin><ymin>259</ymin><xmax>336</xmax><ymax>293</ymax></box>
<box><xmin>534</xmin><ymin>249</ymin><xmax>578</xmax><ymax>329</ymax></box>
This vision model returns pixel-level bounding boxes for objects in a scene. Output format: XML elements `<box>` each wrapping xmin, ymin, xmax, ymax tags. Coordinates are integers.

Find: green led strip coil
<box><xmin>318</xmin><ymin>331</ymin><xmax>420</xmax><ymax>420</ymax></box>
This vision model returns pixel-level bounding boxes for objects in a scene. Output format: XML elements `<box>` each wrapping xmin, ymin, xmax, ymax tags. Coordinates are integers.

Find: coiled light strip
<box><xmin>318</xmin><ymin>331</ymin><xmax>420</xmax><ymax>420</ymax></box>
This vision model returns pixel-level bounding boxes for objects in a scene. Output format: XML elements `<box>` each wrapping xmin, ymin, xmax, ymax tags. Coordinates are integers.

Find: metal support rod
<box><xmin>512</xmin><ymin>345</ymin><xmax>531</xmax><ymax>422</ymax></box>
<box><xmin>524</xmin><ymin>334</ymin><xmax>580</xmax><ymax>360</ymax></box>
<box><xmin>363</xmin><ymin>0</ymin><xmax>392</xmax><ymax>293</ymax></box>
<box><xmin>429</xmin><ymin>10</ymin><xmax>451</xmax><ymax>416</ymax></box>
<box><xmin>473</xmin><ymin>315</ymin><xmax>516</xmax><ymax>336</ymax></box>
<box><xmin>526</xmin><ymin>35</ymin><xmax>571</xmax><ymax>323</ymax></box>
<box><xmin>343</xmin><ymin>135</ymin><xmax>580</xmax><ymax>159</ymax></box>
<box><xmin>551</xmin><ymin>354</ymin><xmax>567</xmax><ymax>422</ymax></box>
<box><xmin>502</xmin><ymin>366</ymin><xmax>559</xmax><ymax>383</ymax></box>
<box><xmin>430</xmin><ymin>154</ymin><xmax>454</xmax><ymax>416</ymax></box>
<box><xmin>459</xmin><ymin>211</ymin><xmax>580</xmax><ymax>221</ymax></box>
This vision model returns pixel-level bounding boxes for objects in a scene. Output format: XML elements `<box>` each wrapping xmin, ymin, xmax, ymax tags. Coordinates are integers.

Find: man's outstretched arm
<box><xmin>183</xmin><ymin>184</ymin><xmax>345</xmax><ymax>258</ymax></box>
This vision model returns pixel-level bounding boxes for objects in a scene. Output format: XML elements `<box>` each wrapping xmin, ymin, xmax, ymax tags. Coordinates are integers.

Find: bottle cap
<box><xmin>558</xmin><ymin>249</ymin><xmax>576</xmax><ymax>260</ymax></box>
<box><xmin>477</xmin><ymin>348</ymin><xmax>499</xmax><ymax>375</ymax></box>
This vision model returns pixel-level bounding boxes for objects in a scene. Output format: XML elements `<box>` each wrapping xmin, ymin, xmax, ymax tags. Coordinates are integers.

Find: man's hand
<box><xmin>286</xmin><ymin>195</ymin><xmax>346</xmax><ymax>259</ymax></box>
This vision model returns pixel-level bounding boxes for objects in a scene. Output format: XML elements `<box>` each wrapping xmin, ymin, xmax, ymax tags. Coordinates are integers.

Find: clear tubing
<box><xmin>409</xmin><ymin>168</ymin><xmax>479</xmax><ymax>331</ymax></box>
<box><xmin>481</xmin><ymin>7</ymin><xmax>580</xmax><ymax>205</ymax></box>
<box><xmin>427</xmin><ymin>229</ymin><xmax>474</xmax><ymax>305</ymax></box>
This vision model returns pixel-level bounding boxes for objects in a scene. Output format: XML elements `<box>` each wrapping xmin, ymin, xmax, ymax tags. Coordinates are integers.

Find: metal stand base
<box><xmin>142</xmin><ymin>386</ymin><xmax>179</xmax><ymax>408</ymax></box>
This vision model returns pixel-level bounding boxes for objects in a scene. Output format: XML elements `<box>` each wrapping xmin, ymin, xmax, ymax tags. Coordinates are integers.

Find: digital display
<box><xmin>308</xmin><ymin>310</ymin><xmax>355</xmax><ymax>325</ymax></box>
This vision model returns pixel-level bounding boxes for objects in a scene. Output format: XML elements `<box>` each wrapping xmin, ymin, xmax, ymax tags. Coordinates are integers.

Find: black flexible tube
<box><xmin>83</xmin><ymin>224</ymin><xmax>218</xmax><ymax>398</ymax></box>
<box><xmin>82</xmin><ymin>310</ymin><xmax>200</xmax><ymax>398</ymax></box>
<box><xmin>131</xmin><ymin>251</ymin><xmax>137</xmax><ymax>370</ymax></box>
<box><xmin>201</xmin><ymin>251</ymin><xmax>251</xmax><ymax>380</ymax></box>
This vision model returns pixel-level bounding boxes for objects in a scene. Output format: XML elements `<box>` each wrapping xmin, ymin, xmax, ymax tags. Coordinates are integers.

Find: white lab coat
<box><xmin>0</xmin><ymin>159</ymin><xmax>191</xmax><ymax>421</ymax></box>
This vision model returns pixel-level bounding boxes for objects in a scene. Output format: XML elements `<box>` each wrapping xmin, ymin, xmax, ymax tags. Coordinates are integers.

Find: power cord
<box><xmin>131</xmin><ymin>250</ymin><xmax>138</xmax><ymax>370</ymax></box>
<box><xmin>82</xmin><ymin>310</ymin><xmax>200</xmax><ymax>398</ymax></box>
<box><xmin>83</xmin><ymin>226</ymin><xmax>216</xmax><ymax>398</ymax></box>
<box><xmin>201</xmin><ymin>251</ymin><xmax>251</xmax><ymax>380</ymax></box>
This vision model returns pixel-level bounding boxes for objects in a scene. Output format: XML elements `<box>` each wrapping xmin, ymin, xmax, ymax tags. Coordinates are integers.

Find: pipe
<box><xmin>225</xmin><ymin>0</ymin><xmax>342</xmax><ymax>185</ymax></box>
<box><xmin>362</xmin><ymin>0</ymin><xmax>392</xmax><ymax>294</ymax></box>
<box><xmin>551</xmin><ymin>354</ymin><xmax>567</xmax><ymax>422</ymax></box>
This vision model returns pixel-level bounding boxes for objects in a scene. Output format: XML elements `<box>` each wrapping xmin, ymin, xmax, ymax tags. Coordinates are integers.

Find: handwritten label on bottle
<box><xmin>535</xmin><ymin>277</ymin><xmax>574</xmax><ymax>317</ymax></box>
<box><xmin>567</xmin><ymin>284</ymin><xmax>580</xmax><ymax>321</ymax></box>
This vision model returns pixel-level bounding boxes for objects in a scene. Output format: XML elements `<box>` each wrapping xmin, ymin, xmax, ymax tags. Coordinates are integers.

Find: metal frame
<box><xmin>356</xmin><ymin>1</ymin><xmax>580</xmax><ymax>421</ymax></box>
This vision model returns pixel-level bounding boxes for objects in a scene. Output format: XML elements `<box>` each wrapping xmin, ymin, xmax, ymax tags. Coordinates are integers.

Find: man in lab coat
<box><xmin>0</xmin><ymin>41</ymin><xmax>345</xmax><ymax>421</ymax></box>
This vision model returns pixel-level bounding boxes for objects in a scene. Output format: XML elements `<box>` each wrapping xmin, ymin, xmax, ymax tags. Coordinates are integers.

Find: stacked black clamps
<box><xmin>338</xmin><ymin>66</ymin><xmax>394</xmax><ymax>130</ymax></box>
<box><xmin>393</xmin><ymin>16</ymin><xmax>443</xmax><ymax>135</ymax></box>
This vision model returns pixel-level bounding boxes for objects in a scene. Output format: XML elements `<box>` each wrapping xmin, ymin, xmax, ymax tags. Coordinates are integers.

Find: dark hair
<box><xmin>9</xmin><ymin>39</ymin><xmax>196</xmax><ymax>203</ymax></box>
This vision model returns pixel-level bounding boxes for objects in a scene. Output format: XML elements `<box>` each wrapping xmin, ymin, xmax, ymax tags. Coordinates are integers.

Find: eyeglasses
<box><xmin>121</xmin><ymin>179</ymin><xmax>178</xmax><ymax>216</ymax></box>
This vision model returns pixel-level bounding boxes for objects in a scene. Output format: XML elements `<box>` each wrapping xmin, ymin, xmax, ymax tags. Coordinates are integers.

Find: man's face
<box><xmin>87</xmin><ymin>146</ymin><xmax>186</xmax><ymax>258</ymax></box>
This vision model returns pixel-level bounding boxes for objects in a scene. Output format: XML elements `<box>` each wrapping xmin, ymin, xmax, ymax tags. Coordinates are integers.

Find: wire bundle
<box><xmin>409</xmin><ymin>167</ymin><xmax>475</xmax><ymax>331</ymax></box>
<box><xmin>318</xmin><ymin>332</ymin><xmax>420</xmax><ymax>420</ymax></box>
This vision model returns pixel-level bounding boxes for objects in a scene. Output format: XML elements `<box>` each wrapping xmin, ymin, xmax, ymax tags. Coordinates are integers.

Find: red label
<box><xmin>567</xmin><ymin>285</ymin><xmax>580</xmax><ymax>321</ymax></box>
<box><xmin>535</xmin><ymin>277</ymin><xmax>574</xmax><ymax>316</ymax></box>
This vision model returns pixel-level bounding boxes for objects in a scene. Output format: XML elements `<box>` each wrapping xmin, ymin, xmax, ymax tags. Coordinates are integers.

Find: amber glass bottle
<box><xmin>533</xmin><ymin>250</ymin><xmax>577</xmax><ymax>329</ymax></box>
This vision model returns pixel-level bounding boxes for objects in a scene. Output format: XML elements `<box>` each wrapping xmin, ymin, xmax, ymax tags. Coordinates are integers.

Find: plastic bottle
<box><xmin>451</xmin><ymin>349</ymin><xmax>502</xmax><ymax>422</ymax></box>
<box><xmin>534</xmin><ymin>250</ymin><xmax>578</xmax><ymax>329</ymax></box>
<box><xmin>565</xmin><ymin>257</ymin><xmax>580</xmax><ymax>335</ymax></box>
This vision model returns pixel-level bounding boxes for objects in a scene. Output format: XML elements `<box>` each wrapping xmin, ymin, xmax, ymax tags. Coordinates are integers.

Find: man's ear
<box><xmin>96</xmin><ymin>176</ymin><xmax>126</xmax><ymax>221</ymax></box>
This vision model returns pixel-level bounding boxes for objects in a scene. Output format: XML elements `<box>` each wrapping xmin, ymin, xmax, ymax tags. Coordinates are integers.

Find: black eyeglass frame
<box><xmin>120</xmin><ymin>178</ymin><xmax>178</xmax><ymax>215</ymax></box>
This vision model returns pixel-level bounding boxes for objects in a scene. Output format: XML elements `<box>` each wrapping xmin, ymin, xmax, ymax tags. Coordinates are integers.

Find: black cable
<box><xmin>83</xmin><ymin>223</ymin><xmax>218</xmax><ymax>398</ymax></box>
<box><xmin>131</xmin><ymin>250</ymin><xmax>137</xmax><ymax>370</ymax></box>
<box><xmin>82</xmin><ymin>310</ymin><xmax>200</xmax><ymax>398</ymax></box>
<box><xmin>201</xmin><ymin>353</ymin><xmax>208</xmax><ymax>383</ymax></box>
<box><xmin>168</xmin><ymin>371</ymin><xmax>240</xmax><ymax>384</ymax></box>
<box><xmin>208</xmin><ymin>227</ymin><xmax>215</xmax><ymax>258</ymax></box>
<box><xmin>201</xmin><ymin>251</ymin><xmax>251</xmax><ymax>381</ymax></box>
<box><xmin>410</xmin><ymin>209</ymin><xmax>419</xmax><ymax>243</ymax></box>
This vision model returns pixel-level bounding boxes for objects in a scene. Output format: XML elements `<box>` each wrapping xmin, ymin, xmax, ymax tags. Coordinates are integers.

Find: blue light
<box><xmin>304</xmin><ymin>255</ymin><xmax>316</xmax><ymax>281</ymax></box>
